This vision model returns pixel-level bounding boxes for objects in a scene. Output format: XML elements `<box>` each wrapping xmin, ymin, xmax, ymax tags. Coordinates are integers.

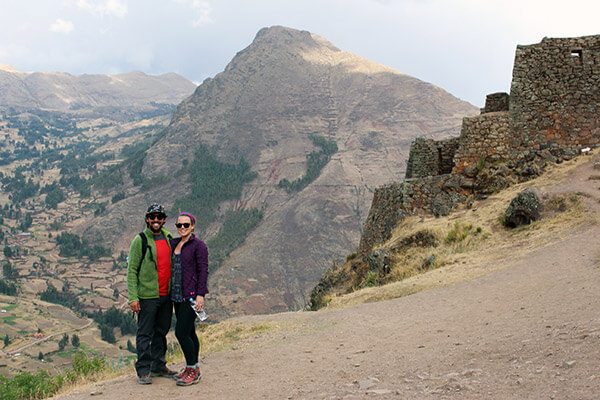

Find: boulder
<box><xmin>503</xmin><ymin>188</ymin><xmax>543</xmax><ymax>228</ymax></box>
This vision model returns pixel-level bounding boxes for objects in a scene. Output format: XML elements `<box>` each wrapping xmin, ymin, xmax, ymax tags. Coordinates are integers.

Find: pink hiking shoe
<box><xmin>176</xmin><ymin>367</ymin><xmax>201</xmax><ymax>386</ymax></box>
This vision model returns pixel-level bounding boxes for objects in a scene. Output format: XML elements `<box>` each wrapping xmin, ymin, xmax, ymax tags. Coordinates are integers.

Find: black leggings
<box><xmin>174</xmin><ymin>301</ymin><xmax>200</xmax><ymax>366</ymax></box>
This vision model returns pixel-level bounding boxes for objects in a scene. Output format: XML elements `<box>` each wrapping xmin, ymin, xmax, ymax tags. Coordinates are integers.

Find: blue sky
<box><xmin>1</xmin><ymin>0</ymin><xmax>600</xmax><ymax>106</ymax></box>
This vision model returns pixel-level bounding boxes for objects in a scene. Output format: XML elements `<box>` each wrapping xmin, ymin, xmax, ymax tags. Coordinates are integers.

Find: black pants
<box><xmin>174</xmin><ymin>301</ymin><xmax>200</xmax><ymax>366</ymax></box>
<box><xmin>135</xmin><ymin>296</ymin><xmax>173</xmax><ymax>376</ymax></box>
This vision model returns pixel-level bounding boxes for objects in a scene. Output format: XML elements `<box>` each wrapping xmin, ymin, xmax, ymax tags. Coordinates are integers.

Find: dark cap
<box><xmin>146</xmin><ymin>203</ymin><xmax>166</xmax><ymax>218</ymax></box>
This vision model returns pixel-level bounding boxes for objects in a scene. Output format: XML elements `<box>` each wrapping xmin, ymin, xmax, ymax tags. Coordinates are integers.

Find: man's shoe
<box><xmin>176</xmin><ymin>367</ymin><xmax>201</xmax><ymax>386</ymax></box>
<box><xmin>151</xmin><ymin>365</ymin><xmax>178</xmax><ymax>378</ymax></box>
<box><xmin>137</xmin><ymin>373</ymin><xmax>152</xmax><ymax>385</ymax></box>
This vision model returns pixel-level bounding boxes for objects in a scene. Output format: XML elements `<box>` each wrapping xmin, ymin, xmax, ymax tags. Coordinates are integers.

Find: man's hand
<box><xmin>130</xmin><ymin>300</ymin><xmax>140</xmax><ymax>313</ymax></box>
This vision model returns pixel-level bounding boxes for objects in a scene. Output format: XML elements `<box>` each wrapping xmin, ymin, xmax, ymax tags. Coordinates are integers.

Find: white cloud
<box><xmin>173</xmin><ymin>0</ymin><xmax>213</xmax><ymax>27</ymax></box>
<box><xmin>75</xmin><ymin>0</ymin><xmax>128</xmax><ymax>18</ymax></box>
<box><xmin>50</xmin><ymin>19</ymin><xmax>75</xmax><ymax>34</ymax></box>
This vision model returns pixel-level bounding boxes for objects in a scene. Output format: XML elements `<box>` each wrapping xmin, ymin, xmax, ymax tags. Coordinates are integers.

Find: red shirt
<box><xmin>154</xmin><ymin>238</ymin><xmax>171</xmax><ymax>296</ymax></box>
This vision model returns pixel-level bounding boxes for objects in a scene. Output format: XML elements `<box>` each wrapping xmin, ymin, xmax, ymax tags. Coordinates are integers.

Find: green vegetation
<box><xmin>206</xmin><ymin>208</ymin><xmax>264</xmax><ymax>272</ymax></box>
<box><xmin>278</xmin><ymin>133</ymin><xmax>338</xmax><ymax>193</ymax></box>
<box><xmin>90</xmin><ymin>306</ymin><xmax>136</xmax><ymax>338</ymax></box>
<box><xmin>55</xmin><ymin>232</ymin><xmax>111</xmax><ymax>260</ymax></box>
<box><xmin>40</xmin><ymin>283</ymin><xmax>83</xmax><ymax>312</ymax></box>
<box><xmin>0</xmin><ymin>350</ymin><xmax>107</xmax><ymax>400</ymax></box>
<box><xmin>100</xmin><ymin>325</ymin><xmax>116</xmax><ymax>344</ymax></box>
<box><xmin>126</xmin><ymin>339</ymin><xmax>136</xmax><ymax>354</ymax></box>
<box><xmin>444</xmin><ymin>222</ymin><xmax>483</xmax><ymax>244</ymax></box>
<box><xmin>18</xmin><ymin>213</ymin><xmax>33</xmax><ymax>231</ymax></box>
<box><xmin>111</xmin><ymin>192</ymin><xmax>125</xmax><ymax>203</ymax></box>
<box><xmin>71</xmin><ymin>334</ymin><xmax>80</xmax><ymax>348</ymax></box>
<box><xmin>173</xmin><ymin>144</ymin><xmax>257</xmax><ymax>229</ymax></box>
<box><xmin>41</xmin><ymin>183</ymin><xmax>66</xmax><ymax>209</ymax></box>
<box><xmin>0</xmin><ymin>168</ymin><xmax>39</xmax><ymax>203</ymax></box>
<box><xmin>360</xmin><ymin>271</ymin><xmax>381</xmax><ymax>288</ymax></box>
<box><xmin>0</xmin><ymin>279</ymin><xmax>17</xmax><ymax>295</ymax></box>
<box><xmin>58</xmin><ymin>334</ymin><xmax>69</xmax><ymax>351</ymax></box>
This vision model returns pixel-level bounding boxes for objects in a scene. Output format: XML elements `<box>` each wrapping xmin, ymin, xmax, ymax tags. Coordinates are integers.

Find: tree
<box><xmin>3</xmin><ymin>245</ymin><xmax>13</xmax><ymax>258</ymax></box>
<box><xmin>100</xmin><ymin>324</ymin><xmax>116</xmax><ymax>344</ymax></box>
<box><xmin>2</xmin><ymin>261</ymin><xmax>18</xmax><ymax>279</ymax></box>
<box><xmin>71</xmin><ymin>334</ymin><xmax>80</xmax><ymax>348</ymax></box>
<box><xmin>126</xmin><ymin>339</ymin><xmax>136</xmax><ymax>354</ymax></box>
<box><xmin>38</xmin><ymin>351</ymin><xmax>44</xmax><ymax>360</ymax></box>
<box><xmin>3</xmin><ymin>334</ymin><xmax>9</xmax><ymax>347</ymax></box>
<box><xmin>58</xmin><ymin>333</ymin><xmax>68</xmax><ymax>351</ymax></box>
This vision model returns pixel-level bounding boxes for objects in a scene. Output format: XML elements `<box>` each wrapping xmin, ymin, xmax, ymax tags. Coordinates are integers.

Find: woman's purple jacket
<box><xmin>171</xmin><ymin>234</ymin><xmax>209</xmax><ymax>298</ymax></box>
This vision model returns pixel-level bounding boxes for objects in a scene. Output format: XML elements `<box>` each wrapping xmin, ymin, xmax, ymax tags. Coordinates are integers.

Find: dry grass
<box><xmin>325</xmin><ymin>157</ymin><xmax>593</xmax><ymax>309</ymax></box>
<box><xmin>198</xmin><ymin>321</ymin><xmax>275</xmax><ymax>353</ymax></box>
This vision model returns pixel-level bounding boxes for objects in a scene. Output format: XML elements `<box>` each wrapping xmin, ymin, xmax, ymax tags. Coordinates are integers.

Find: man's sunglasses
<box><xmin>146</xmin><ymin>214</ymin><xmax>166</xmax><ymax>221</ymax></box>
<box><xmin>175</xmin><ymin>223</ymin><xmax>191</xmax><ymax>229</ymax></box>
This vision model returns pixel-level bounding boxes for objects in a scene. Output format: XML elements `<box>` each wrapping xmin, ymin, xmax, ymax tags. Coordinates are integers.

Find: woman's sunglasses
<box><xmin>175</xmin><ymin>223</ymin><xmax>191</xmax><ymax>229</ymax></box>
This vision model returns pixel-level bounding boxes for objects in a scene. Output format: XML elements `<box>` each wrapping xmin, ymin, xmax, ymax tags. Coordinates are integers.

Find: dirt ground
<box><xmin>54</xmin><ymin>155</ymin><xmax>600</xmax><ymax>400</ymax></box>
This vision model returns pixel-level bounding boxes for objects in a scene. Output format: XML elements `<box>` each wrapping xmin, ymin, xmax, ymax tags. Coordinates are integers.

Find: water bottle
<box><xmin>189</xmin><ymin>298</ymin><xmax>208</xmax><ymax>321</ymax></box>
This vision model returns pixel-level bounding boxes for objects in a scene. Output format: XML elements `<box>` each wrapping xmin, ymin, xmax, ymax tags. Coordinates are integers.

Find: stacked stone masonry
<box><xmin>359</xmin><ymin>174</ymin><xmax>468</xmax><ymax>252</ymax></box>
<box><xmin>483</xmin><ymin>92</ymin><xmax>510</xmax><ymax>113</ymax></box>
<box><xmin>405</xmin><ymin>137</ymin><xmax>460</xmax><ymax>179</ymax></box>
<box><xmin>452</xmin><ymin>112</ymin><xmax>512</xmax><ymax>173</ymax></box>
<box><xmin>360</xmin><ymin>34</ymin><xmax>600</xmax><ymax>253</ymax></box>
<box><xmin>510</xmin><ymin>36</ymin><xmax>600</xmax><ymax>151</ymax></box>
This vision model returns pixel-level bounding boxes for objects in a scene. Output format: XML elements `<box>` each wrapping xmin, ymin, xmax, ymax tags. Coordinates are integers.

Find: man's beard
<box><xmin>149</xmin><ymin>222</ymin><xmax>163</xmax><ymax>233</ymax></box>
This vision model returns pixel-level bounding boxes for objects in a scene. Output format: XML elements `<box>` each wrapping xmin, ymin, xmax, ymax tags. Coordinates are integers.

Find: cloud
<box><xmin>173</xmin><ymin>0</ymin><xmax>213</xmax><ymax>27</ymax></box>
<box><xmin>75</xmin><ymin>0</ymin><xmax>128</xmax><ymax>18</ymax></box>
<box><xmin>50</xmin><ymin>19</ymin><xmax>75</xmax><ymax>34</ymax></box>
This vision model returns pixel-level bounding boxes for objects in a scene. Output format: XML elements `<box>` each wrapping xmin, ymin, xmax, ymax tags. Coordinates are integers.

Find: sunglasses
<box><xmin>147</xmin><ymin>214</ymin><xmax>166</xmax><ymax>221</ymax></box>
<box><xmin>175</xmin><ymin>223</ymin><xmax>191</xmax><ymax>229</ymax></box>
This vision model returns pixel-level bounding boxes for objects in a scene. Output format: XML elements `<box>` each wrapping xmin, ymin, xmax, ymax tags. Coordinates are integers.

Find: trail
<box><xmin>55</xmin><ymin>156</ymin><xmax>600</xmax><ymax>399</ymax></box>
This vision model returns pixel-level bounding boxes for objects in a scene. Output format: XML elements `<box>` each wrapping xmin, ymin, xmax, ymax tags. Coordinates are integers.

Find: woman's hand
<box><xmin>195</xmin><ymin>295</ymin><xmax>204</xmax><ymax>310</ymax></box>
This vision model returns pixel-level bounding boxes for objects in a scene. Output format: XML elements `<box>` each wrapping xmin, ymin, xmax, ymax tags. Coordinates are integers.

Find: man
<box><xmin>127</xmin><ymin>203</ymin><xmax>177</xmax><ymax>384</ymax></box>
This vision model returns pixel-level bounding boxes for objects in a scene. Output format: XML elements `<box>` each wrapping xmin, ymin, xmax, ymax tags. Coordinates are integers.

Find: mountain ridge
<box><xmin>0</xmin><ymin>68</ymin><xmax>196</xmax><ymax>112</ymax></box>
<box><xmin>109</xmin><ymin>25</ymin><xmax>478</xmax><ymax>316</ymax></box>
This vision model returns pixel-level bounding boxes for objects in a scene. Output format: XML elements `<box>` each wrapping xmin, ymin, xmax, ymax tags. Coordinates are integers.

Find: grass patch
<box><xmin>0</xmin><ymin>350</ymin><xmax>111</xmax><ymax>400</ymax></box>
<box><xmin>1</xmin><ymin>315</ymin><xmax>17</xmax><ymax>325</ymax></box>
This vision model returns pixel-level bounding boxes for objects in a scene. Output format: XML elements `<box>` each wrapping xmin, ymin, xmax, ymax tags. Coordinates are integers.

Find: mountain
<box><xmin>0</xmin><ymin>65</ymin><xmax>196</xmax><ymax>114</ymax></box>
<box><xmin>89</xmin><ymin>26</ymin><xmax>478</xmax><ymax>315</ymax></box>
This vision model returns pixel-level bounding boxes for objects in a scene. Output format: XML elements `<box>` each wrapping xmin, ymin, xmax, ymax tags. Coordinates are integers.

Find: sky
<box><xmin>2</xmin><ymin>0</ymin><xmax>600</xmax><ymax>107</ymax></box>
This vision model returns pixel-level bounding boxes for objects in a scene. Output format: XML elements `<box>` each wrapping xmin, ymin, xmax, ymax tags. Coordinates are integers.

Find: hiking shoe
<box><xmin>176</xmin><ymin>367</ymin><xmax>201</xmax><ymax>386</ymax></box>
<box><xmin>151</xmin><ymin>365</ymin><xmax>178</xmax><ymax>378</ymax></box>
<box><xmin>137</xmin><ymin>373</ymin><xmax>152</xmax><ymax>385</ymax></box>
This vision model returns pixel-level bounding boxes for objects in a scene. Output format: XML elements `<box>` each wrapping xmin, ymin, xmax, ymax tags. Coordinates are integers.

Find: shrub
<box><xmin>71</xmin><ymin>350</ymin><xmax>106</xmax><ymax>376</ymax></box>
<box><xmin>445</xmin><ymin>222</ymin><xmax>474</xmax><ymax>243</ymax></box>
<box><xmin>360</xmin><ymin>270</ymin><xmax>380</xmax><ymax>288</ymax></box>
<box><xmin>0</xmin><ymin>370</ymin><xmax>61</xmax><ymax>400</ymax></box>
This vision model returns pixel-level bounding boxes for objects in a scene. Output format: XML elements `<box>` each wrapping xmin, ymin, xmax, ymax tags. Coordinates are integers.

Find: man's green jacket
<box><xmin>127</xmin><ymin>227</ymin><xmax>173</xmax><ymax>303</ymax></box>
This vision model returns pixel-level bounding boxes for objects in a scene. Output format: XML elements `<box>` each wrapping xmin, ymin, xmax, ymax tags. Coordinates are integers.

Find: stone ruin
<box><xmin>360</xmin><ymin>35</ymin><xmax>600</xmax><ymax>253</ymax></box>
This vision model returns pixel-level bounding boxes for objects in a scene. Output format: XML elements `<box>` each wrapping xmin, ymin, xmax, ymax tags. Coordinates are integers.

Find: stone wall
<box><xmin>452</xmin><ymin>112</ymin><xmax>512</xmax><ymax>173</ymax></box>
<box><xmin>510</xmin><ymin>36</ymin><xmax>600</xmax><ymax>151</ymax></box>
<box><xmin>359</xmin><ymin>34</ymin><xmax>600</xmax><ymax>253</ymax></box>
<box><xmin>359</xmin><ymin>174</ymin><xmax>468</xmax><ymax>253</ymax></box>
<box><xmin>405</xmin><ymin>137</ymin><xmax>460</xmax><ymax>179</ymax></box>
<box><xmin>483</xmin><ymin>92</ymin><xmax>509</xmax><ymax>113</ymax></box>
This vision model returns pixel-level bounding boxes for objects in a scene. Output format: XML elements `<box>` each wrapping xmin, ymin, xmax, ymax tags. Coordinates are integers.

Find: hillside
<box><xmin>0</xmin><ymin>66</ymin><xmax>196</xmax><ymax>115</ymax></box>
<box><xmin>0</xmin><ymin>70</ymin><xmax>196</xmax><ymax>376</ymax></box>
<box><xmin>53</xmin><ymin>152</ymin><xmax>600</xmax><ymax>399</ymax></box>
<box><xmin>89</xmin><ymin>25</ymin><xmax>478</xmax><ymax>316</ymax></box>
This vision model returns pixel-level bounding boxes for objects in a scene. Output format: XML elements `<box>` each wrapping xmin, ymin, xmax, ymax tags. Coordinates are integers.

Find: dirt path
<box><xmin>55</xmin><ymin>156</ymin><xmax>600</xmax><ymax>400</ymax></box>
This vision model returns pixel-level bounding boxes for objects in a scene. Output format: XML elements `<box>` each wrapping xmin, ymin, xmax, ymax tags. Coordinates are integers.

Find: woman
<box><xmin>170</xmin><ymin>211</ymin><xmax>209</xmax><ymax>386</ymax></box>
